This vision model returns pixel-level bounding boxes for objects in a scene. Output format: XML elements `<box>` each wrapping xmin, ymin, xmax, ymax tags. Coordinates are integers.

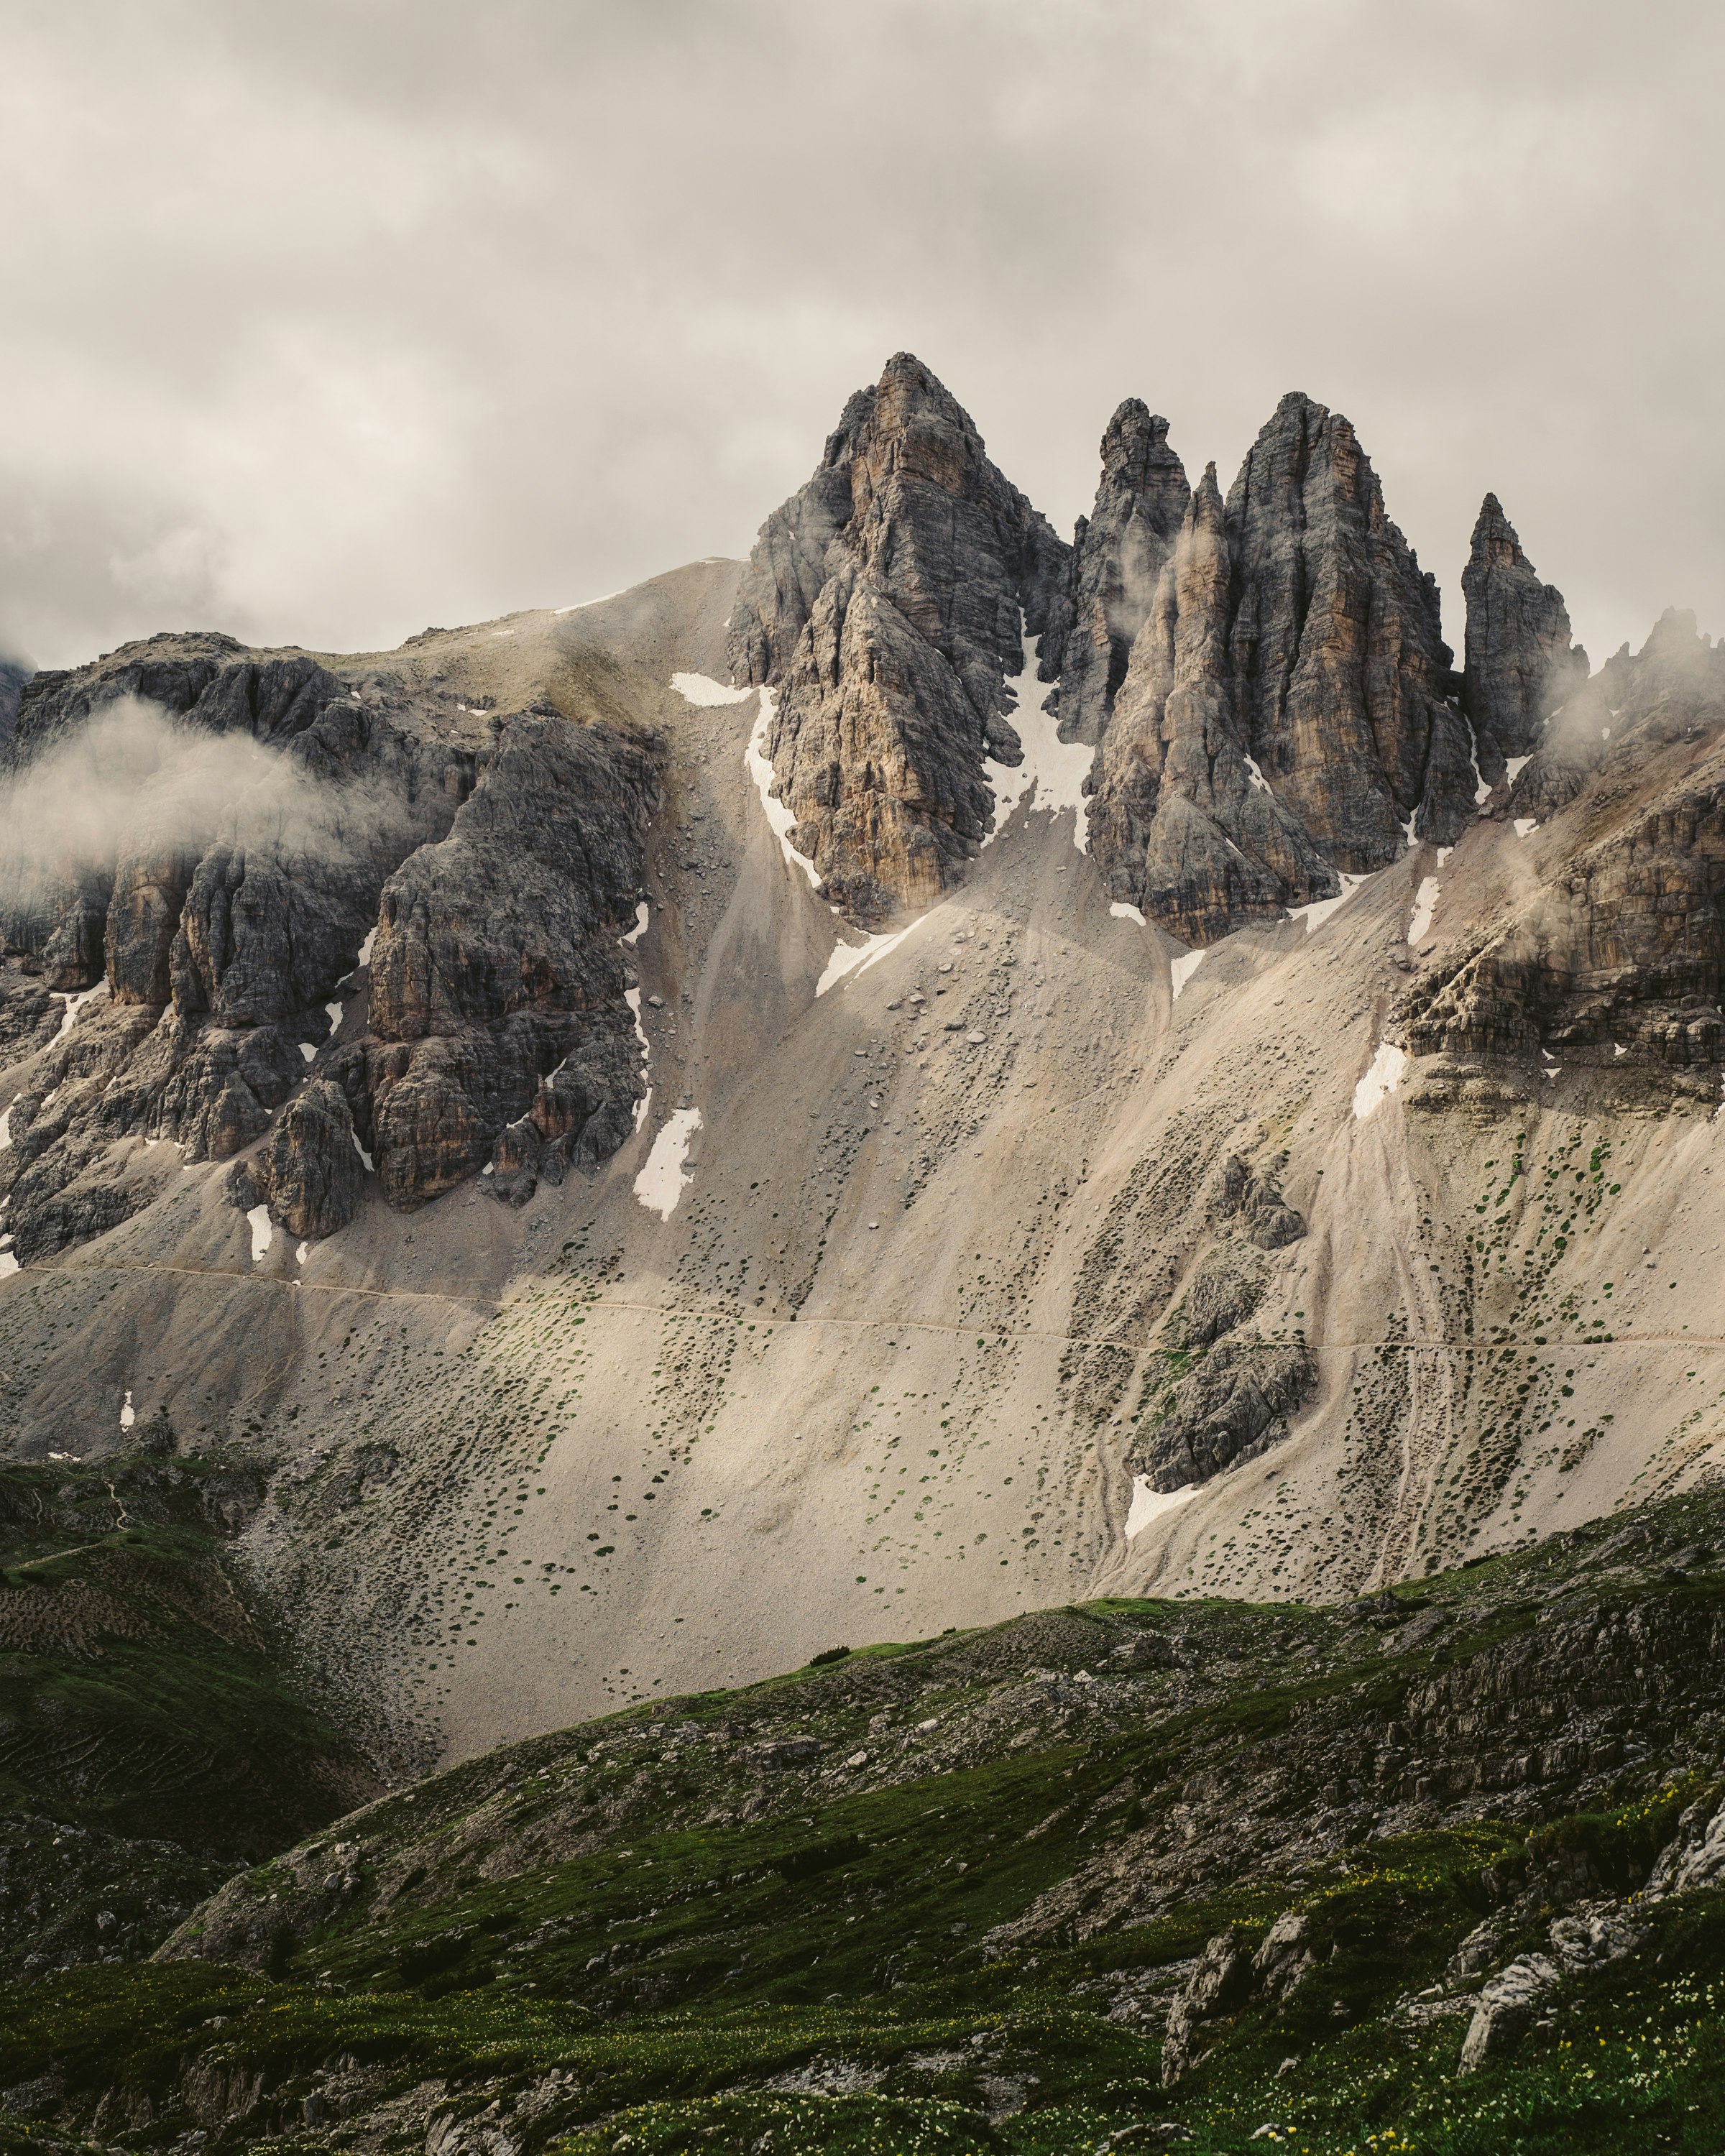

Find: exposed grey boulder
<box><xmin>1251</xmin><ymin>1909</ymin><xmax>1317</xmax><ymax>2001</ymax></box>
<box><xmin>1161</xmin><ymin>1929</ymin><xmax>1252</xmax><ymax>2086</ymax></box>
<box><xmin>1458</xmin><ymin>1953</ymin><xmax>1558</xmax><ymax>2070</ymax></box>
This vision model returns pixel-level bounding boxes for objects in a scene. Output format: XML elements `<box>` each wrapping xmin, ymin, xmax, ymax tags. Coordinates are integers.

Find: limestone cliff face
<box><xmin>0</xmin><ymin>635</ymin><xmax>661</xmax><ymax>1258</ymax></box>
<box><xmin>1401</xmin><ymin>612</ymin><xmax>1725</xmax><ymax>1068</ymax></box>
<box><xmin>1460</xmin><ymin>494</ymin><xmax>1588</xmax><ymax>784</ymax></box>
<box><xmin>1041</xmin><ymin>401</ymin><xmax>1190</xmax><ymax>747</ymax></box>
<box><xmin>367</xmin><ymin>711</ymin><xmax>659</xmax><ymax>1209</ymax></box>
<box><xmin>1089</xmin><ymin>466</ymin><xmax>1338</xmax><ymax>944</ymax></box>
<box><xmin>1086</xmin><ymin>392</ymin><xmax>1472</xmax><ymax>941</ymax></box>
<box><xmin>729</xmin><ymin>353</ymin><xmax>1069</xmax><ymax>924</ymax></box>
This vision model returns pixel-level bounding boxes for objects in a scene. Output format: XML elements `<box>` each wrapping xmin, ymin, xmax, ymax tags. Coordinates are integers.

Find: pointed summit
<box><xmin>1460</xmin><ymin>492</ymin><xmax>1588</xmax><ymax>773</ymax></box>
<box><xmin>728</xmin><ymin>355</ymin><xmax>1067</xmax><ymax>923</ymax></box>
<box><xmin>1041</xmin><ymin>399</ymin><xmax>1190</xmax><ymax>746</ymax></box>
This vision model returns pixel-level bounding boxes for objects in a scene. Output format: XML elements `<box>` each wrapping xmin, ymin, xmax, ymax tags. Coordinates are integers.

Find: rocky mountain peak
<box><xmin>1460</xmin><ymin>492</ymin><xmax>1588</xmax><ymax>780</ymax></box>
<box><xmin>729</xmin><ymin>353</ymin><xmax>1068</xmax><ymax>924</ymax></box>
<box><xmin>1041</xmin><ymin>399</ymin><xmax>1191</xmax><ymax>746</ymax></box>
<box><xmin>1087</xmin><ymin>388</ymin><xmax>1475</xmax><ymax>939</ymax></box>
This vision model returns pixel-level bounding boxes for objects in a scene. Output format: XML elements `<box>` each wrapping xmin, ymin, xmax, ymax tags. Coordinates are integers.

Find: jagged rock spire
<box><xmin>728</xmin><ymin>353</ymin><xmax>1069</xmax><ymax>925</ymax></box>
<box><xmin>1085</xmin><ymin>390</ymin><xmax>1477</xmax><ymax>940</ymax></box>
<box><xmin>1460</xmin><ymin>492</ymin><xmax>1588</xmax><ymax>778</ymax></box>
<box><xmin>1041</xmin><ymin>400</ymin><xmax>1190</xmax><ymax>746</ymax></box>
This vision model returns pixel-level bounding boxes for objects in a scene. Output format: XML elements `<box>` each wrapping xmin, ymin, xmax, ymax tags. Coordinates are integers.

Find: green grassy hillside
<box><xmin>3</xmin><ymin>1493</ymin><xmax>1725</xmax><ymax>2152</ymax></box>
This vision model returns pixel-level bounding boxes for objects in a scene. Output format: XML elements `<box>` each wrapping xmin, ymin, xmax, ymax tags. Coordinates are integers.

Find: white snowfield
<box><xmin>1126</xmin><ymin>1478</ymin><xmax>1200</xmax><ymax>1539</ymax></box>
<box><xmin>671</xmin><ymin>671</ymin><xmax>753</xmax><ymax>708</ymax></box>
<box><xmin>1407</xmin><ymin>876</ymin><xmax>1440</xmax><ymax>944</ymax></box>
<box><xmin>1110</xmin><ymin>900</ymin><xmax>1147</xmax><ymax>926</ymax></box>
<box><xmin>247</xmin><ymin>1204</ymin><xmax>274</xmax><ymax>1262</ymax></box>
<box><xmin>1353</xmin><ymin>1042</ymin><xmax>1409</xmax><ymax>1120</ymax></box>
<box><xmin>635</xmin><ymin>1107</ymin><xmax>702</xmax><ymax>1220</ymax></box>
<box><xmin>817</xmin><ymin>921</ymin><xmax>921</xmax><ymax>998</ymax></box>
<box><xmin>1170</xmin><ymin>949</ymin><xmax>1206</xmax><ymax>999</ymax></box>
<box><xmin>983</xmin><ymin>632</ymin><xmax>1093</xmax><ymax>849</ymax></box>
<box><xmin>51</xmin><ymin>980</ymin><xmax>110</xmax><ymax>1040</ymax></box>
<box><xmin>621</xmin><ymin>901</ymin><xmax>649</xmax><ymax>947</ymax></box>
<box><xmin>745</xmin><ymin>688</ymin><xmax>822</xmax><ymax>889</ymax></box>
<box><xmin>1287</xmin><ymin>872</ymin><xmax>1371</xmax><ymax>935</ymax></box>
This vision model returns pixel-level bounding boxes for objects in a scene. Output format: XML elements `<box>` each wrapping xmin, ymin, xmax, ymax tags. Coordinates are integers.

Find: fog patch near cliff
<box><xmin>0</xmin><ymin>699</ymin><xmax>390</xmax><ymax>911</ymax></box>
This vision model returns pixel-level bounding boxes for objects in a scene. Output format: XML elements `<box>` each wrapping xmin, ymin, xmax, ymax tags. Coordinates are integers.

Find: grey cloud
<box><xmin>1</xmin><ymin>0</ymin><xmax>1720</xmax><ymax>672</ymax></box>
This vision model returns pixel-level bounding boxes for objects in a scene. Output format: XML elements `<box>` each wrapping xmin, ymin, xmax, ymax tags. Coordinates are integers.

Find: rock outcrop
<box><xmin>367</xmin><ymin>711</ymin><xmax>659</xmax><ymax>1207</ymax></box>
<box><xmin>728</xmin><ymin>353</ymin><xmax>1069</xmax><ymax>924</ymax></box>
<box><xmin>1087</xmin><ymin>393</ymin><xmax>1472</xmax><ymax>941</ymax></box>
<box><xmin>1401</xmin><ymin>612</ymin><xmax>1725</xmax><ymax>1069</ymax></box>
<box><xmin>1134</xmin><ymin>1340</ymin><xmax>1315</xmax><ymax>1492</ymax></box>
<box><xmin>1041</xmin><ymin>401</ymin><xmax>1190</xmax><ymax>747</ymax></box>
<box><xmin>257</xmin><ymin>1080</ymin><xmax>364</xmax><ymax>1239</ymax></box>
<box><xmin>0</xmin><ymin>632</ymin><xmax>662</xmax><ymax>1255</ymax></box>
<box><xmin>1460</xmin><ymin>494</ymin><xmax>1588</xmax><ymax>784</ymax></box>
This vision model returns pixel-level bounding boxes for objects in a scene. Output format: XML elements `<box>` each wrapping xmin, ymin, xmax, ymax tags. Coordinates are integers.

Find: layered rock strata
<box><xmin>1460</xmin><ymin>493</ymin><xmax>1588</xmax><ymax>786</ymax></box>
<box><xmin>729</xmin><ymin>353</ymin><xmax>1069</xmax><ymax>924</ymax></box>
<box><xmin>0</xmin><ymin>636</ymin><xmax>661</xmax><ymax>1257</ymax></box>
<box><xmin>367</xmin><ymin>710</ymin><xmax>660</xmax><ymax>1208</ymax></box>
<box><xmin>1040</xmin><ymin>400</ymin><xmax>1190</xmax><ymax>747</ymax></box>
<box><xmin>1400</xmin><ymin>612</ymin><xmax>1725</xmax><ymax>1067</ymax></box>
<box><xmin>1087</xmin><ymin>392</ymin><xmax>1473</xmax><ymax>941</ymax></box>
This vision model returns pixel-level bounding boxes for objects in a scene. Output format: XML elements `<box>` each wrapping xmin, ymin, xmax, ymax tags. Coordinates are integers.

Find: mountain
<box><xmin>2</xmin><ymin>350</ymin><xmax>1725</xmax><ymax>2145</ymax></box>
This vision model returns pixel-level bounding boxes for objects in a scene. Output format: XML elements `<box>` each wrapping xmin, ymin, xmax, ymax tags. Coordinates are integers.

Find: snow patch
<box><xmin>1514</xmin><ymin>817</ymin><xmax>1540</xmax><ymax>838</ymax></box>
<box><xmin>247</xmin><ymin>1204</ymin><xmax>274</xmax><ymax>1262</ymax></box>
<box><xmin>1243</xmin><ymin>754</ymin><xmax>1270</xmax><ymax>795</ymax></box>
<box><xmin>983</xmin><ymin>631</ymin><xmax>1093</xmax><ymax>850</ymax></box>
<box><xmin>0</xmin><ymin>1095</ymin><xmax>15</xmax><ymax>1150</ymax></box>
<box><xmin>746</xmin><ymin>688</ymin><xmax>822</xmax><ymax>888</ymax></box>
<box><xmin>625</xmin><ymin>988</ymin><xmax>652</xmax><ymax>1130</ymax></box>
<box><xmin>297</xmin><ymin>1242</ymin><xmax>309</xmax><ymax>1265</ymax></box>
<box><xmin>51</xmin><ymin>979</ymin><xmax>110</xmax><ymax>1039</ymax></box>
<box><xmin>351</xmin><ymin>1132</ymin><xmax>374</xmax><ymax>1173</ymax></box>
<box><xmin>1126</xmin><ymin>1478</ymin><xmax>1200</xmax><ymax>1539</ymax></box>
<box><xmin>1407</xmin><ymin>877</ymin><xmax>1440</xmax><ymax>944</ymax></box>
<box><xmin>298</xmin><ymin>1042</ymin><xmax>316</xmax><ymax>1064</ymax></box>
<box><xmin>0</xmin><ymin>1253</ymin><xmax>17</xmax><ymax>1279</ymax></box>
<box><xmin>1601</xmin><ymin>726</ymin><xmax>1611</xmax><ymax>741</ymax></box>
<box><xmin>1504</xmin><ymin>755</ymin><xmax>1532</xmax><ymax>785</ymax></box>
<box><xmin>817</xmin><ymin>921</ymin><xmax>918</xmax><ymax>997</ymax></box>
<box><xmin>120</xmin><ymin>1391</ymin><xmax>134</xmax><ymax>1430</ymax></box>
<box><xmin>1435</xmin><ymin>847</ymin><xmax>1453</xmax><ymax>867</ymax></box>
<box><xmin>358</xmin><ymin>928</ymin><xmax>377</xmax><ymax>968</ymax></box>
<box><xmin>1399</xmin><ymin>808</ymin><xmax>1417</xmax><ymax>849</ymax></box>
<box><xmin>1110</xmin><ymin>901</ymin><xmax>1147</xmax><ymax>926</ymax></box>
<box><xmin>1170</xmin><ymin>950</ymin><xmax>1206</xmax><ymax>1000</ymax></box>
<box><xmin>324</xmin><ymin>1001</ymin><xmax>344</xmax><ymax>1031</ymax></box>
<box><xmin>1353</xmin><ymin>1043</ymin><xmax>1409</xmax><ymax>1120</ymax></box>
<box><xmin>635</xmin><ymin>1107</ymin><xmax>702</xmax><ymax>1220</ymax></box>
<box><xmin>555</xmin><ymin>589</ymin><xmax>622</xmax><ymax>614</ymax></box>
<box><xmin>671</xmin><ymin>671</ymin><xmax>753</xmax><ymax>707</ymax></box>
<box><xmin>1467</xmin><ymin>719</ymin><xmax>1492</xmax><ymax>807</ymax></box>
<box><xmin>1287</xmin><ymin>872</ymin><xmax>1372</xmax><ymax>935</ymax></box>
<box><xmin>621</xmin><ymin>901</ymin><xmax>649</xmax><ymax>946</ymax></box>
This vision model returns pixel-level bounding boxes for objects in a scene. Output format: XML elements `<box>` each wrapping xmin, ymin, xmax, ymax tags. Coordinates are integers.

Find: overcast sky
<box><xmin>2</xmin><ymin>0</ymin><xmax>1719</xmax><ymax>673</ymax></box>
